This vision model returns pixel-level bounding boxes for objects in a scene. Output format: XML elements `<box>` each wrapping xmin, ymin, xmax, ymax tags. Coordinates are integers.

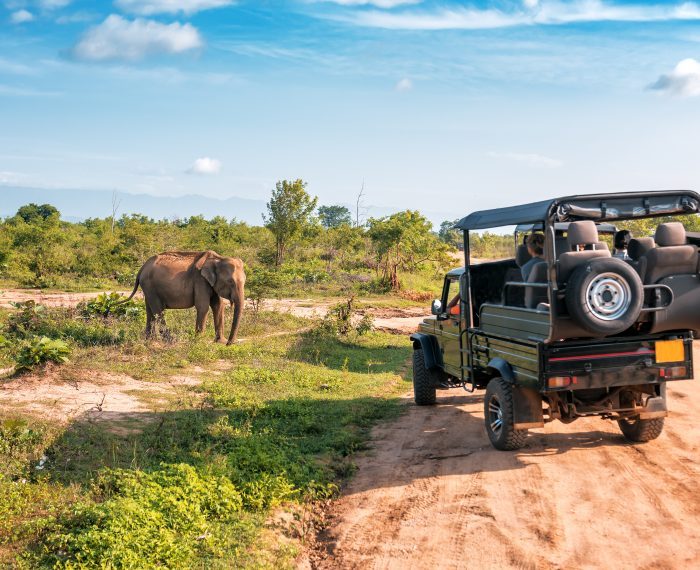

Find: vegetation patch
<box><xmin>0</xmin><ymin>311</ymin><xmax>410</xmax><ymax>568</ymax></box>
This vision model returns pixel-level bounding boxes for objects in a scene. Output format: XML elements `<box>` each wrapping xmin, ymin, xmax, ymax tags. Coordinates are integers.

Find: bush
<box><xmin>316</xmin><ymin>296</ymin><xmax>373</xmax><ymax>337</ymax></box>
<box><xmin>4</xmin><ymin>301</ymin><xmax>47</xmax><ymax>340</ymax></box>
<box><xmin>38</xmin><ymin>464</ymin><xmax>244</xmax><ymax>569</ymax></box>
<box><xmin>13</xmin><ymin>336</ymin><xmax>70</xmax><ymax>372</ymax></box>
<box><xmin>80</xmin><ymin>292</ymin><xmax>143</xmax><ymax>319</ymax></box>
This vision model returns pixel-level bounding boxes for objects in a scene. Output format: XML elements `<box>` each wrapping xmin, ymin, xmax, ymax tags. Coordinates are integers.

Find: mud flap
<box><xmin>512</xmin><ymin>386</ymin><xmax>544</xmax><ymax>429</ymax></box>
<box><xmin>638</xmin><ymin>384</ymin><xmax>668</xmax><ymax>420</ymax></box>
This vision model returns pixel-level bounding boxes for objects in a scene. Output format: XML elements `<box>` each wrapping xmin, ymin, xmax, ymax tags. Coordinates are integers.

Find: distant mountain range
<box><xmin>0</xmin><ymin>186</ymin><xmax>452</xmax><ymax>227</ymax></box>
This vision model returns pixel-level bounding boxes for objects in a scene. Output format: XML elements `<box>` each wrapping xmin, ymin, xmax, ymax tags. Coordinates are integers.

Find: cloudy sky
<box><xmin>2</xmin><ymin>0</ymin><xmax>700</xmax><ymax>216</ymax></box>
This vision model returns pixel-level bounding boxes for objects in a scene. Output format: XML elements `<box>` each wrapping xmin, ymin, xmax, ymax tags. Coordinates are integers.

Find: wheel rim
<box><xmin>488</xmin><ymin>394</ymin><xmax>503</xmax><ymax>437</ymax></box>
<box><xmin>585</xmin><ymin>272</ymin><xmax>632</xmax><ymax>321</ymax></box>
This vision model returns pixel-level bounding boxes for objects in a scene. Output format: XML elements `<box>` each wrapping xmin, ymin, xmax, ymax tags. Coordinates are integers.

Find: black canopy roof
<box><xmin>455</xmin><ymin>190</ymin><xmax>700</xmax><ymax>231</ymax></box>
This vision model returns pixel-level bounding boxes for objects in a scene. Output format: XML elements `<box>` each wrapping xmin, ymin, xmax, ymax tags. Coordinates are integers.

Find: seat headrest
<box><xmin>628</xmin><ymin>237</ymin><xmax>655</xmax><ymax>260</ymax></box>
<box><xmin>515</xmin><ymin>244</ymin><xmax>531</xmax><ymax>268</ymax></box>
<box><xmin>655</xmin><ymin>222</ymin><xmax>686</xmax><ymax>247</ymax></box>
<box><xmin>567</xmin><ymin>221</ymin><xmax>599</xmax><ymax>249</ymax></box>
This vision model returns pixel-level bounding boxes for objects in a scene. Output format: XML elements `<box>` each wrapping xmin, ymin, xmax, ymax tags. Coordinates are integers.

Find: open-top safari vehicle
<box><xmin>411</xmin><ymin>190</ymin><xmax>700</xmax><ymax>450</ymax></box>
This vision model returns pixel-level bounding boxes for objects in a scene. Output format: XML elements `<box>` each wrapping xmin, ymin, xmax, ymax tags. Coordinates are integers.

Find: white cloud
<box><xmin>317</xmin><ymin>0</ymin><xmax>421</xmax><ymax>7</ymax></box>
<box><xmin>335</xmin><ymin>1</ymin><xmax>700</xmax><ymax>30</ymax></box>
<box><xmin>649</xmin><ymin>58</ymin><xmax>700</xmax><ymax>97</ymax></box>
<box><xmin>10</xmin><ymin>9</ymin><xmax>34</xmax><ymax>23</ymax></box>
<box><xmin>115</xmin><ymin>0</ymin><xmax>234</xmax><ymax>15</ymax></box>
<box><xmin>395</xmin><ymin>77</ymin><xmax>412</xmax><ymax>91</ymax></box>
<box><xmin>72</xmin><ymin>15</ymin><xmax>202</xmax><ymax>62</ymax></box>
<box><xmin>188</xmin><ymin>157</ymin><xmax>222</xmax><ymax>174</ymax></box>
<box><xmin>523</xmin><ymin>0</ymin><xmax>539</xmax><ymax>8</ymax></box>
<box><xmin>487</xmin><ymin>151</ymin><xmax>562</xmax><ymax>169</ymax></box>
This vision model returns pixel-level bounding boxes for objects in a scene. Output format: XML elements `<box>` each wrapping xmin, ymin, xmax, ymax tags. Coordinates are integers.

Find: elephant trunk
<box><xmin>226</xmin><ymin>291</ymin><xmax>244</xmax><ymax>345</ymax></box>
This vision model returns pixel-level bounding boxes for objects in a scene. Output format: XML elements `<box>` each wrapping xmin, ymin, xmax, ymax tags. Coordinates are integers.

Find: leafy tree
<box><xmin>368</xmin><ymin>210</ymin><xmax>449</xmax><ymax>290</ymax></box>
<box><xmin>318</xmin><ymin>205</ymin><xmax>352</xmax><ymax>229</ymax></box>
<box><xmin>16</xmin><ymin>203</ymin><xmax>60</xmax><ymax>223</ymax></box>
<box><xmin>264</xmin><ymin>179</ymin><xmax>318</xmax><ymax>265</ymax></box>
<box><xmin>438</xmin><ymin>219</ymin><xmax>462</xmax><ymax>249</ymax></box>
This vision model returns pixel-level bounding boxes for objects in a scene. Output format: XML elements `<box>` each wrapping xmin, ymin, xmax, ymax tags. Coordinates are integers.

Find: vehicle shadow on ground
<box><xmin>332</xmin><ymin>390</ymin><xmax>640</xmax><ymax>494</ymax></box>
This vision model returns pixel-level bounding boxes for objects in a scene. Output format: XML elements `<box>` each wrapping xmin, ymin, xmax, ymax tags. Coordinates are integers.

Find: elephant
<box><xmin>121</xmin><ymin>250</ymin><xmax>246</xmax><ymax>345</ymax></box>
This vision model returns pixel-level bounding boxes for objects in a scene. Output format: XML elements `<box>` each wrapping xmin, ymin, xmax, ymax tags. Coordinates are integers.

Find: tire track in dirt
<box><xmin>308</xmin><ymin>345</ymin><xmax>700</xmax><ymax>570</ymax></box>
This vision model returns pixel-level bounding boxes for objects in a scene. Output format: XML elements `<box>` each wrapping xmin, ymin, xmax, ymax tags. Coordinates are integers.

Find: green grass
<box><xmin>0</xmin><ymin>306</ymin><xmax>412</xmax><ymax>568</ymax></box>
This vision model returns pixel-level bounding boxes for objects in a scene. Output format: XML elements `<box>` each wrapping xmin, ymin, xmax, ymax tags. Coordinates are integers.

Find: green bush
<box><xmin>5</xmin><ymin>301</ymin><xmax>47</xmax><ymax>340</ymax></box>
<box><xmin>80</xmin><ymin>292</ymin><xmax>143</xmax><ymax>319</ymax></box>
<box><xmin>14</xmin><ymin>336</ymin><xmax>70</xmax><ymax>372</ymax></box>
<box><xmin>38</xmin><ymin>464</ymin><xmax>243</xmax><ymax>569</ymax></box>
<box><xmin>316</xmin><ymin>296</ymin><xmax>373</xmax><ymax>337</ymax></box>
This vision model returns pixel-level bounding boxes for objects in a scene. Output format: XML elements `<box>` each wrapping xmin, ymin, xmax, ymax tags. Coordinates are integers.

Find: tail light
<box><xmin>547</xmin><ymin>376</ymin><xmax>577</xmax><ymax>389</ymax></box>
<box><xmin>659</xmin><ymin>366</ymin><xmax>687</xmax><ymax>379</ymax></box>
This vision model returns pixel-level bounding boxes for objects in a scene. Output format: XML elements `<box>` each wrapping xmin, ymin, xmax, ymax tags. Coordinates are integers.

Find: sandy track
<box><xmin>310</xmin><ymin>345</ymin><xmax>700</xmax><ymax>570</ymax></box>
<box><xmin>0</xmin><ymin>290</ymin><xmax>427</xmax><ymax>334</ymax></box>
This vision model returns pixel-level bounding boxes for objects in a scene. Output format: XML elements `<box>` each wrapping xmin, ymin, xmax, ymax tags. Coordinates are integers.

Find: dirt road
<box><xmin>0</xmin><ymin>290</ymin><xmax>426</xmax><ymax>334</ymax></box>
<box><xmin>310</xmin><ymin>345</ymin><xmax>700</xmax><ymax>570</ymax></box>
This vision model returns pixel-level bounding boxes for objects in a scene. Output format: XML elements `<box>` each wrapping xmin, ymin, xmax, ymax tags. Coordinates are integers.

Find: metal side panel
<box><xmin>473</xmin><ymin>333</ymin><xmax>542</xmax><ymax>389</ymax></box>
<box><xmin>479</xmin><ymin>304</ymin><xmax>551</xmax><ymax>342</ymax></box>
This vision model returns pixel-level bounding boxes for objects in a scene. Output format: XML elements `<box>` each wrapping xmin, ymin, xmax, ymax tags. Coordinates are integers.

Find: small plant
<box><xmin>5</xmin><ymin>301</ymin><xmax>47</xmax><ymax>339</ymax></box>
<box><xmin>14</xmin><ymin>336</ymin><xmax>70</xmax><ymax>372</ymax></box>
<box><xmin>316</xmin><ymin>296</ymin><xmax>373</xmax><ymax>337</ymax></box>
<box><xmin>81</xmin><ymin>292</ymin><xmax>143</xmax><ymax>319</ymax></box>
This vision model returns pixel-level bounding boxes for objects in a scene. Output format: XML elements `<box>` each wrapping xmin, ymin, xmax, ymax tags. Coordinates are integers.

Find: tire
<box><xmin>565</xmin><ymin>257</ymin><xmax>643</xmax><ymax>336</ymax></box>
<box><xmin>484</xmin><ymin>378</ymin><xmax>527</xmax><ymax>450</ymax></box>
<box><xmin>617</xmin><ymin>417</ymin><xmax>665</xmax><ymax>442</ymax></box>
<box><xmin>412</xmin><ymin>349</ymin><xmax>437</xmax><ymax>406</ymax></box>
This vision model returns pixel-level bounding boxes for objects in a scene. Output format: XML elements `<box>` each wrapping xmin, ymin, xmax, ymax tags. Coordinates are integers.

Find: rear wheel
<box><xmin>412</xmin><ymin>349</ymin><xmax>436</xmax><ymax>406</ymax></box>
<box><xmin>617</xmin><ymin>416</ymin><xmax>665</xmax><ymax>442</ymax></box>
<box><xmin>484</xmin><ymin>378</ymin><xmax>527</xmax><ymax>450</ymax></box>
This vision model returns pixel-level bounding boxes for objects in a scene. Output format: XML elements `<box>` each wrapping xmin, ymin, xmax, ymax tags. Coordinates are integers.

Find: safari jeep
<box><xmin>411</xmin><ymin>190</ymin><xmax>699</xmax><ymax>450</ymax></box>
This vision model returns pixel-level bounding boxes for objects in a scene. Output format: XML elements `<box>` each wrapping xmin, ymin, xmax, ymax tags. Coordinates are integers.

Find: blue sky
<box><xmin>2</xmin><ymin>0</ymin><xmax>700</xmax><ymax>220</ymax></box>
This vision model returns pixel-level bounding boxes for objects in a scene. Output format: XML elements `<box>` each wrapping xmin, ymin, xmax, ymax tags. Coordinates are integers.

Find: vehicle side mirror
<box><xmin>431</xmin><ymin>299</ymin><xmax>443</xmax><ymax>315</ymax></box>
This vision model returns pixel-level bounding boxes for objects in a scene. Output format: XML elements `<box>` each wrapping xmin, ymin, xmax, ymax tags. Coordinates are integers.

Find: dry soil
<box><xmin>308</xmin><ymin>345</ymin><xmax>700</xmax><ymax>570</ymax></box>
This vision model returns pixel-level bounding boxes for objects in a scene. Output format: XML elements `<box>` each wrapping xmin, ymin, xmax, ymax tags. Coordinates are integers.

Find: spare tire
<box><xmin>565</xmin><ymin>257</ymin><xmax>643</xmax><ymax>336</ymax></box>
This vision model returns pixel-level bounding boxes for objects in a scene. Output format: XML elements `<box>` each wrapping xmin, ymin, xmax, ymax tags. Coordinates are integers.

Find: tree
<box><xmin>16</xmin><ymin>203</ymin><xmax>60</xmax><ymax>224</ymax></box>
<box><xmin>368</xmin><ymin>210</ymin><xmax>449</xmax><ymax>290</ymax></box>
<box><xmin>263</xmin><ymin>179</ymin><xmax>318</xmax><ymax>265</ymax></box>
<box><xmin>318</xmin><ymin>205</ymin><xmax>352</xmax><ymax>229</ymax></box>
<box><xmin>438</xmin><ymin>219</ymin><xmax>462</xmax><ymax>249</ymax></box>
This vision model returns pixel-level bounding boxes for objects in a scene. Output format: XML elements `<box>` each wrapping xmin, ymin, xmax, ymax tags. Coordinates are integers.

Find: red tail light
<box><xmin>547</xmin><ymin>376</ymin><xmax>577</xmax><ymax>389</ymax></box>
<box><xmin>659</xmin><ymin>366</ymin><xmax>687</xmax><ymax>379</ymax></box>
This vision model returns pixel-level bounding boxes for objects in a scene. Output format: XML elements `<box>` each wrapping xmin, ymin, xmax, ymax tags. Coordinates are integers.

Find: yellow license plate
<box><xmin>656</xmin><ymin>340</ymin><xmax>685</xmax><ymax>363</ymax></box>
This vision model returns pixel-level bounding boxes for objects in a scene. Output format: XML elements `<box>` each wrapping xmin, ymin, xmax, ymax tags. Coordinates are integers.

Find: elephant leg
<box><xmin>145</xmin><ymin>302</ymin><xmax>156</xmax><ymax>339</ymax></box>
<box><xmin>157</xmin><ymin>313</ymin><xmax>173</xmax><ymax>342</ymax></box>
<box><xmin>195</xmin><ymin>303</ymin><xmax>208</xmax><ymax>335</ymax></box>
<box><xmin>211</xmin><ymin>295</ymin><xmax>225</xmax><ymax>343</ymax></box>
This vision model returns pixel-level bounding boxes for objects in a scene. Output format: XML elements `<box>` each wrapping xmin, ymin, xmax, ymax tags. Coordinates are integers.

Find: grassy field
<box><xmin>0</xmin><ymin>302</ymin><xmax>412</xmax><ymax>568</ymax></box>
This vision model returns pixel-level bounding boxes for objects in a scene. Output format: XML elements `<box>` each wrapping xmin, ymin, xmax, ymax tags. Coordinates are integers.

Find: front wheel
<box><xmin>484</xmin><ymin>378</ymin><xmax>527</xmax><ymax>450</ymax></box>
<box><xmin>617</xmin><ymin>416</ymin><xmax>665</xmax><ymax>442</ymax></box>
<box><xmin>412</xmin><ymin>349</ymin><xmax>436</xmax><ymax>406</ymax></box>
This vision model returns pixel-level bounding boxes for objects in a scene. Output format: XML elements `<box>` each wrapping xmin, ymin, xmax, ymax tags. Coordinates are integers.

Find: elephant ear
<box><xmin>195</xmin><ymin>252</ymin><xmax>218</xmax><ymax>288</ymax></box>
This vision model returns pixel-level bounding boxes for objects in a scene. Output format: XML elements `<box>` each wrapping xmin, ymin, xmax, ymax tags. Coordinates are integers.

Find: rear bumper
<box><xmin>542</xmin><ymin>334</ymin><xmax>693</xmax><ymax>391</ymax></box>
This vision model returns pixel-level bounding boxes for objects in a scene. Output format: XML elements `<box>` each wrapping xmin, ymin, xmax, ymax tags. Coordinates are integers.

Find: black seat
<box><xmin>640</xmin><ymin>222</ymin><xmax>697</xmax><ymax>284</ymax></box>
<box><xmin>525</xmin><ymin>261</ymin><xmax>548</xmax><ymax>309</ymax></box>
<box><xmin>558</xmin><ymin>221</ymin><xmax>611</xmax><ymax>283</ymax></box>
<box><xmin>627</xmin><ymin>237</ymin><xmax>655</xmax><ymax>276</ymax></box>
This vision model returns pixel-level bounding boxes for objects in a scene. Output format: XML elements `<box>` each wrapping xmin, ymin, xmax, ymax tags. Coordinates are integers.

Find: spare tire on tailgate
<box><xmin>565</xmin><ymin>257</ymin><xmax>643</xmax><ymax>336</ymax></box>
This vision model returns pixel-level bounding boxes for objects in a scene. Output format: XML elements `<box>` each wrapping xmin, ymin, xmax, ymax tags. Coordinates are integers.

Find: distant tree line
<box><xmin>0</xmin><ymin>179</ymin><xmax>453</xmax><ymax>294</ymax></box>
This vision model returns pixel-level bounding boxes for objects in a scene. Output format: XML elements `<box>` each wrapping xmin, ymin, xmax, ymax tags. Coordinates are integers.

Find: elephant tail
<box><xmin>117</xmin><ymin>267</ymin><xmax>143</xmax><ymax>304</ymax></box>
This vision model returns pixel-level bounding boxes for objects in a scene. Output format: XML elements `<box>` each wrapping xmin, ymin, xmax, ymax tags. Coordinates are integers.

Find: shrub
<box><xmin>80</xmin><ymin>292</ymin><xmax>143</xmax><ymax>319</ymax></box>
<box><xmin>38</xmin><ymin>464</ymin><xmax>243</xmax><ymax>569</ymax></box>
<box><xmin>4</xmin><ymin>301</ymin><xmax>47</xmax><ymax>340</ymax></box>
<box><xmin>14</xmin><ymin>336</ymin><xmax>70</xmax><ymax>372</ymax></box>
<box><xmin>316</xmin><ymin>296</ymin><xmax>373</xmax><ymax>337</ymax></box>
